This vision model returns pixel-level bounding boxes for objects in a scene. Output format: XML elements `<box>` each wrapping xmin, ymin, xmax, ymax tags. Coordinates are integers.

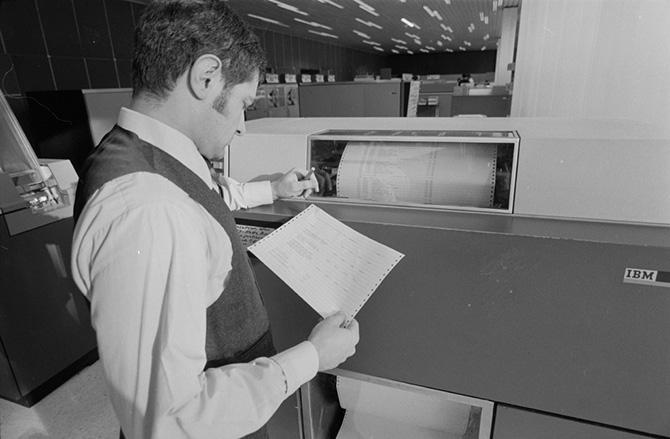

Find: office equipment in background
<box><xmin>17</xmin><ymin>89</ymin><xmax>132</xmax><ymax>174</ymax></box>
<box><xmin>0</xmin><ymin>92</ymin><xmax>96</xmax><ymax>406</ymax></box>
<box><xmin>416</xmin><ymin>79</ymin><xmax>458</xmax><ymax>117</ymax></box>
<box><xmin>451</xmin><ymin>85</ymin><xmax>511</xmax><ymax>117</ymax></box>
<box><xmin>298</xmin><ymin>81</ymin><xmax>408</xmax><ymax>117</ymax></box>
<box><xmin>82</xmin><ymin>89</ymin><xmax>132</xmax><ymax>145</ymax></box>
<box><xmin>230</xmin><ymin>117</ymin><xmax>670</xmax><ymax>439</ymax></box>
<box><xmin>246</xmin><ymin>83</ymin><xmax>300</xmax><ymax>120</ymax></box>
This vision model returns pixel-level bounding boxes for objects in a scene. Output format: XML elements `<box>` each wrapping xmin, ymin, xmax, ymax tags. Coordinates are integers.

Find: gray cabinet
<box><xmin>299</xmin><ymin>82</ymin><xmax>406</xmax><ymax>117</ymax></box>
<box><xmin>494</xmin><ymin>406</ymin><xmax>652</xmax><ymax>439</ymax></box>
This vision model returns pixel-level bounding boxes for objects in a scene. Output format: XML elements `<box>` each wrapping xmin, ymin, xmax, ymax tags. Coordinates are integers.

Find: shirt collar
<box><xmin>117</xmin><ymin>107</ymin><xmax>215</xmax><ymax>189</ymax></box>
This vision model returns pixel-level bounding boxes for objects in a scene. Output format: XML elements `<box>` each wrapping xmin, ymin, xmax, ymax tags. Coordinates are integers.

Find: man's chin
<box><xmin>203</xmin><ymin>147</ymin><xmax>229</xmax><ymax>162</ymax></box>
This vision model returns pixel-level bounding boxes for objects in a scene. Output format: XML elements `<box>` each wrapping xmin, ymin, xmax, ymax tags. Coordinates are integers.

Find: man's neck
<box><xmin>130</xmin><ymin>90</ymin><xmax>195</xmax><ymax>140</ymax></box>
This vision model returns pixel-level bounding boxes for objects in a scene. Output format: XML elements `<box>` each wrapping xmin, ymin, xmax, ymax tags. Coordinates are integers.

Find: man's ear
<box><xmin>189</xmin><ymin>54</ymin><xmax>224</xmax><ymax>100</ymax></box>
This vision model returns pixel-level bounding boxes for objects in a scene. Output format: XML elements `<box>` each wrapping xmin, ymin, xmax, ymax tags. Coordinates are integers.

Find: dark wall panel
<box><xmin>251</xmin><ymin>27</ymin><xmax>385</xmax><ymax>82</ymax></box>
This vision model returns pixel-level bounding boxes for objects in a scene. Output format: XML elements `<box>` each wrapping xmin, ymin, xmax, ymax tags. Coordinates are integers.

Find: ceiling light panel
<box><xmin>246</xmin><ymin>13</ymin><xmax>289</xmax><ymax>27</ymax></box>
<box><xmin>267</xmin><ymin>0</ymin><xmax>308</xmax><ymax>16</ymax></box>
<box><xmin>294</xmin><ymin>18</ymin><xmax>332</xmax><ymax>30</ymax></box>
<box><xmin>316</xmin><ymin>0</ymin><xmax>343</xmax><ymax>9</ymax></box>
<box><xmin>355</xmin><ymin>18</ymin><xmax>383</xmax><ymax>29</ymax></box>
<box><xmin>308</xmin><ymin>30</ymin><xmax>338</xmax><ymax>38</ymax></box>
<box><xmin>353</xmin><ymin>0</ymin><xmax>379</xmax><ymax>17</ymax></box>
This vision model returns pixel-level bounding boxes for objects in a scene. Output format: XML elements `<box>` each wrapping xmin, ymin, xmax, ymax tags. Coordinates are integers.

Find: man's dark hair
<box><xmin>132</xmin><ymin>0</ymin><xmax>266</xmax><ymax>98</ymax></box>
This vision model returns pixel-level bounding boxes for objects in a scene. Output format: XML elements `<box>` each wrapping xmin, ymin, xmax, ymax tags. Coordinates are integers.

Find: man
<box><xmin>71</xmin><ymin>1</ymin><xmax>359</xmax><ymax>438</ymax></box>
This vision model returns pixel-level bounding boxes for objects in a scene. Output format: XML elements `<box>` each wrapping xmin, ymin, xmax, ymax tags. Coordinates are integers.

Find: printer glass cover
<box><xmin>308</xmin><ymin>129</ymin><xmax>518</xmax><ymax>212</ymax></box>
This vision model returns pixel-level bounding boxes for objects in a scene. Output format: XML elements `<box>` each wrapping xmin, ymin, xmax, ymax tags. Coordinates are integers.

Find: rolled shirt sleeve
<box><xmin>213</xmin><ymin>173</ymin><xmax>274</xmax><ymax>210</ymax></box>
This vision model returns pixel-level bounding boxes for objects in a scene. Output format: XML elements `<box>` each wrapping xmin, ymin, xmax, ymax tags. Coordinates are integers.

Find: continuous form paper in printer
<box><xmin>336</xmin><ymin>141</ymin><xmax>497</xmax><ymax>208</ymax></box>
<box><xmin>248</xmin><ymin>204</ymin><xmax>404</xmax><ymax>323</ymax></box>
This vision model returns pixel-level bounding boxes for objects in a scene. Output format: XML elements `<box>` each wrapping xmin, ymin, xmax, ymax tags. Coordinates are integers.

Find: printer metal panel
<box><xmin>246</xmin><ymin>206</ymin><xmax>670</xmax><ymax>437</ymax></box>
<box><xmin>514</xmin><ymin>137</ymin><xmax>670</xmax><ymax>224</ymax></box>
<box><xmin>0</xmin><ymin>216</ymin><xmax>96</xmax><ymax>396</ymax></box>
<box><xmin>0</xmin><ymin>342</ymin><xmax>20</xmax><ymax>400</ymax></box>
<box><xmin>228</xmin><ymin>133</ymin><xmax>308</xmax><ymax>182</ymax></box>
<box><xmin>232</xmin><ymin>117</ymin><xmax>670</xmax><ymax>225</ymax></box>
<box><xmin>82</xmin><ymin>88</ymin><xmax>132</xmax><ymax>146</ymax></box>
<box><xmin>493</xmin><ymin>406</ymin><xmax>651</xmax><ymax>439</ymax></box>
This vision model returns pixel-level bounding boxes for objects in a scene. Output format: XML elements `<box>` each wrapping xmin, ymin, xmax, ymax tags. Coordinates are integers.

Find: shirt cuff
<box><xmin>271</xmin><ymin>341</ymin><xmax>319</xmax><ymax>395</ymax></box>
<box><xmin>242</xmin><ymin>181</ymin><xmax>273</xmax><ymax>208</ymax></box>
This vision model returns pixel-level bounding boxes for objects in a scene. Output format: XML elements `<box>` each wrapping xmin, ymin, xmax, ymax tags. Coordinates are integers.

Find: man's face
<box><xmin>196</xmin><ymin>72</ymin><xmax>259</xmax><ymax>161</ymax></box>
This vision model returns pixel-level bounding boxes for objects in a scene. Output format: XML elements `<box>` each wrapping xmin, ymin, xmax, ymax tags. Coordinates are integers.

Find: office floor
<box><xmin>0</xmin><ymin>361</ymin><xmax>118</xmax><ymax>439</ymax></box>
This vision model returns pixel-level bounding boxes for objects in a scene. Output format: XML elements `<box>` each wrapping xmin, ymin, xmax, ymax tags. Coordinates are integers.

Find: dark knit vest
<box><xmin>74</xmin><ymin>125</ymin><xmax>275</xmax><ymax>369</ymax></box>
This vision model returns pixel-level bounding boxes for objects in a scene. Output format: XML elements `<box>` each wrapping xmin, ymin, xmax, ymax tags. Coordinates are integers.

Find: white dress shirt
<box><xmin>71</xmin><ymin>108</ymin><xmax>318</xmax><ymax>439</ymax></box>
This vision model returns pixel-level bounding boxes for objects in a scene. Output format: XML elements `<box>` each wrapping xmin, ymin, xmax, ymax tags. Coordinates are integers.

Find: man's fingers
<box><xmin>297</xmin><ymin>179</ymin><xmax>318</xmax><ymax>191</ymax></box>
<box><xmin>324</xmin><ymin>311</ymin><xmax>347</xmax><ymax>326</ymax></box>
<box><xmin>346</xmin><ymin>319</ymin><xmax>360</xmax><ymax>344</ymax></box>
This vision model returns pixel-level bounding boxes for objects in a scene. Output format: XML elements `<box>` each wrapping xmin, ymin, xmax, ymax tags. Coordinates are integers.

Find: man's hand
<box><xmin>270</xmin><ymin>168</ymin><xmax>319</xmax><ymax>199</ymax></box>
<box><xmin>308</xmin><ymin>312</ymin><xmax>360</xmax><ymax>371</ymax></box>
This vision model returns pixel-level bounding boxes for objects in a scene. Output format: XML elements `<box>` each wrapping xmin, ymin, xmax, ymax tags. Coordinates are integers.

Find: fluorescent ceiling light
<box><xmin>247</xmin><ymin>13</ymin><xmax>289</xmax><ymax>27</ymax></box>
<box><xmin>308</xmin><ymin>30</ymin><xmax>339</xmax><ymax>38</ymax></box>
<box><xmin>353</xmin><ymin>30</ymin><xmax>371</xmax><ymax>39</ymax></box>
<box><xmin>400</xmin><ymin>18</ymin><xmax>420</xmax><ymax>29</ymax></box>
<box><xmin>267</xmin><ymin>0</ymin><xmax>308</xmax><ymax>16</ymax></box>
<box><xmin>294</xmin><ymin>18</ymin><xmax>332</xmax><ymax>30</ymax></box>
<box><xmin>355</xmin><ymin>18</ymin><xmax>383</xmax><ymax>29</ymax></box>
<box><xmin>316</xmin><ymin>0</ymin><xmax>343</xmax><ymax>8</ymax></box>
<box><xmin>354</xmin><ymin>0</ymin><xmax>379</xmax><ymax>16</ymax></box>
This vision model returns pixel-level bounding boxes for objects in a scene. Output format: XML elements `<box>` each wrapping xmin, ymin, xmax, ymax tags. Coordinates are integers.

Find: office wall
<box><xmin>385</xmin><ymin>50</ymin><xmax>497</xmax><ymax>77</ymax></box>
<box><xmin>0</xmin><ymin>0</ymin><xmax>386</xmax><ymax>97</ymax></box>
<box><xmin>512</xmin><ymin>0</ymin><xmax>670</xmax><ymax>129</ymax></box>
<box><xmin>253</xmin><ymin>28</ymin><xmax>386</xmax><ymax>83</ymax></box>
